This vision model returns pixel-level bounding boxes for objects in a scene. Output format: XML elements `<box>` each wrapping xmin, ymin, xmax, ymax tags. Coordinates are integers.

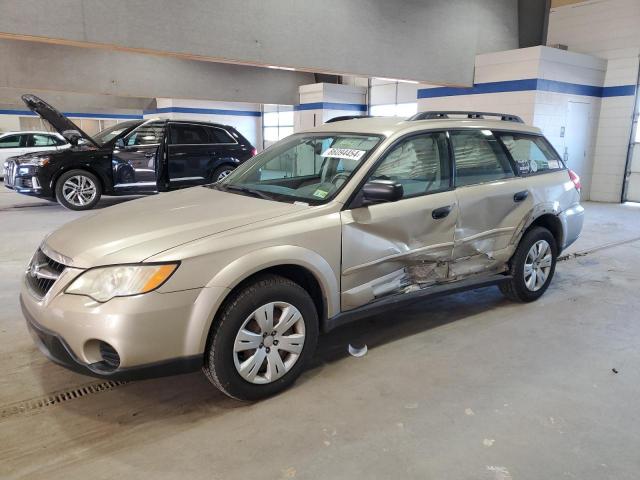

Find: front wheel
<box><xmin>500</xmin><ymin>226</ymin><xmax>557</xmax><ymax>302</ymax></box>
<box><xmin>55</xmin><ymin>169</ymin><xmax>102</xmax><ymax>210</ymax></box>
<box><xmin>203</xmin><ymin>274</ymin><xmax>319</xmax><ymax>400</ymax></box>
<box><xmin>211</xmin><ymin>165</ymin><xmax>235</xmax><ymax>183</ymax></box>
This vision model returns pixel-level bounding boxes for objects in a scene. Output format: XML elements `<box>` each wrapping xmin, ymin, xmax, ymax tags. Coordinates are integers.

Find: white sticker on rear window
<box><xmin>321</xmin><ymin>148</ymin><xmax>366</xmax><ymax>161</ymax></box>
<box><xmin>547</xmin><ymin>159</ymin><xmax>560</xmax><ymax>169</ymax></box>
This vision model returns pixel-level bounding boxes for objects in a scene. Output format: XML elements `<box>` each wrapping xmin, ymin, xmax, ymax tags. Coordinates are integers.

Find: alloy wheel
<box><xmin>62</xmin><ymin>175</ymin><xmax>97</xmax><ymax>207</ymax></box>
<box><xmin>232</xmin><ymin>301</ymin><xmax>306</xmax><ymax>384</ymax></box>
<box><xmin>524</xmin><ymin>239</ymin><xmax>552</xmax><ymax>291</ymax></box>
<box><xmin>217</xmin><ymin>169</ymin><xmax>232</xmax><ymax>181</ymax></box>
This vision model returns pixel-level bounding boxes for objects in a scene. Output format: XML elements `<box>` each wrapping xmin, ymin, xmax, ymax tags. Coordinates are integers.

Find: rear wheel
<box><xmin>500</xmin><ymin>226</ymin><xmax>557</xmax><ymax>302</ymax></box>
<box><xmin>55</xmin><ymin>169</ymin><xmax>102</xmax><ymax>210</ymax></box>
<box><xmin>203</xmin><ymin>274</ymin><xmax>319</xmax><ymax>400</ymax></box>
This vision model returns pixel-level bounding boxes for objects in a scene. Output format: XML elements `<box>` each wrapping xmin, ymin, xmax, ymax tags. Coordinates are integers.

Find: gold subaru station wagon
<box><xmin>21</xmin><ymin>111</ymin><xmax>584</xmax><ymax>400</ymax></box>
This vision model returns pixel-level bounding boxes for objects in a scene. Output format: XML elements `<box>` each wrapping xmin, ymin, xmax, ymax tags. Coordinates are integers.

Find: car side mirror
<box><xmin>355</xmin><ymin>180</ymin><xmax>403</xmax><ymax>207</ymax></box>
<box><xmin>115</xmin><ymin>138</ymin><xmax>125</xmax><ymax>149</ymax></box>
<box><xmin>62</xmin><ymin>129</ymin><xmax>83</xmax><ymax>146</ymax></box>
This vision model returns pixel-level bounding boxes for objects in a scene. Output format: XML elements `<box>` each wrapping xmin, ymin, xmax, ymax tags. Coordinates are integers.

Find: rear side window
<box><xmin>169</xmin><ymin>124</ymin><xmax>209</xmax><ymax>145</ymax></box>
<box><xmin>370</xmin><ymin>132</ymin><xmax>451</xmax><ymax>198</ymax></box>
<box><xmin>497</xmin><ymin>133</ymin><xmax>563</xmax><ymax>175</ymax></box>
<box><xmin>450</xmin><ymin>130</ymin><xmax>514</xmax><ymax>187</ymax></box>
<box><xmin>207</xmin><ymin>127</ymin><xmax>236</xmax><ymax>144</ymax></box>
<box><xmin>0</xmin><ymin>135</ymin><xmax>23</xmax><ymax>148</ymax></box>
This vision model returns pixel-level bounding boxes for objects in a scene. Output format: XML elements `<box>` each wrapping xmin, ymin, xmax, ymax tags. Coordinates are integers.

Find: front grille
<box><xmin>26</xmin><ymin>248</ymin><xmax>66</xmax><ymax>298</ymax></box>
<box><xmin>5</xmin><ymin>160</ymin><xmax>16</xmax><ymax>186</ymax></box>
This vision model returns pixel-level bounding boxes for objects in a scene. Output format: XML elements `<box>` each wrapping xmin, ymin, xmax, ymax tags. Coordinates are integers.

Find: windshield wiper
<box><xmin>224</xmin><ymin>185</ymin><xmax>274</xmax><ymax>200</ymax></box>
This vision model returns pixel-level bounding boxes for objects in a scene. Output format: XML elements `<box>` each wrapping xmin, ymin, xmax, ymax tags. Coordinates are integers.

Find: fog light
<box><xmin>99</xmin><ymin>341</ymin><xmax>121</xmax><ymax>369</ymax></box>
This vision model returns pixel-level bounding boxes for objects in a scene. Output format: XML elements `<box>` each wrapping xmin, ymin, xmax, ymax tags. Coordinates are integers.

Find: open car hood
<box><xmin>21</xmin><ymin>94</ymin><xmax>99</xmax><ymax>147</ymax></box>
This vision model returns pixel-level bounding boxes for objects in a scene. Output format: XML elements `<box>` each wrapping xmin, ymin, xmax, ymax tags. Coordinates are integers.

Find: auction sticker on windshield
<box><xmin>321</xmin><ymin>148</ymin><xmax>367</xmax><ymax>160</ymax></box>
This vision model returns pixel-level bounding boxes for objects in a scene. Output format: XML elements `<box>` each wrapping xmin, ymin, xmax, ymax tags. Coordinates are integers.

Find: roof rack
<box><xmin>326</xmin><ymin>115</ymin><xmax>374</xmax><ymax>123</ymax></box>
<box><xmin>409</xmin><ymin>111</ymin><xmax>524</xmax><ymax>123</ymax></box>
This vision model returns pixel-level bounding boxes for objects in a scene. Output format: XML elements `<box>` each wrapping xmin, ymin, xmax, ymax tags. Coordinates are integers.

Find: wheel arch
<box><xmin>525</xmin><ymin>213</ymin><xmax>564</xmax><ymax>253</ymax></box>
<box><xmin>50</xmin><ymin>165</ymin><xmax>108</xmax><ymax>198</ymax></box>
<box><xmin>190</xmin><ymin>246</ymin><xmax>339</xmax><ymax>354</ymax></box>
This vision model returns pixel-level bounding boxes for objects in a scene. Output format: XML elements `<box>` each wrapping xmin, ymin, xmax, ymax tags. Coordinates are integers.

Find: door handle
<box><xmin>144</xmin><ymin>152</ymin><xmax>155</xmax><ymax>158</ymax></box>
<box><xmin>432</xmin><ymin>205</ymin><xmax>452</xmax><ymax>220</ymax></box>
<box><xmin>513</xmin><ymin>190</ymin><xmax>529</xmax><ymax>202</ymax></box>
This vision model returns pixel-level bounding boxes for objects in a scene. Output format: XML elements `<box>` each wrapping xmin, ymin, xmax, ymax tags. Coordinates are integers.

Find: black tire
<box><xmin>211</xmin><ymin>165</ymin><xmax>235</xmax><ymax>183</ymax></box>
<box><xmin>500</xmin><ymin>226</ymin><xmax>558</xmax><ymax>302</ymax></box>
<box><xmin>203</xmin><ymin>274</ymin><xmax>319</xmax><ymax>401</ymax></box>
<box><xmin>55</xmin><ymin>169</ymin><xmax>102</xmax><ymax>211</ymax></box>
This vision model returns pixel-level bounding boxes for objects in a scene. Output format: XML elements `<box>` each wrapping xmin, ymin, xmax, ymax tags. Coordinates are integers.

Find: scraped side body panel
<box><xmin>340</xmin><ymin>191</ymin><xmax>458</xmax><ymax>310</ymax></box>
<box><xmin>451</xmin><ymin>177</ymin><xmax>532</xmax><ymax>278</ymax></box>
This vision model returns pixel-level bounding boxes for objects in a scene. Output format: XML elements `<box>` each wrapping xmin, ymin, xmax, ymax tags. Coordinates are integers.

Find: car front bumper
<box><xmin>20</xmin><ymin>273</ymin><xmax>227</xmax><ymax>380</ymax></box>
<box><xmin>4</xmin><ymin>161</ymin><xmax>50</xmax><ymax>196</ymax></box>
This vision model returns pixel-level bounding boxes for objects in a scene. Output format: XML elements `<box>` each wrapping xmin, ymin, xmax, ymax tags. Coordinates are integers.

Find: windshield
<box><xmin>92</xmin><ymin>121</ymin><xmax>141</xmax><ymax>146</ymax></box>
<box><xmin>214</xmin><ymin>133</ymin><xmax>382</xmax><ymax>203</ymax></box>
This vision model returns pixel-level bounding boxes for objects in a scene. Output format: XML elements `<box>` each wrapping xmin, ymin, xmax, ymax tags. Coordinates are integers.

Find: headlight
<box><xmin>33</xmin><ymin>156</ymin><xmax>51</xmax><ymax>167</ymax></box>
<box><xmin>22</xmin><ymin>156</ymin><xmax>51</xmax><ymax>168</ymax></box>
<box><xmin>65</xmin><ymin>263</ymin><xmax>179</xmax><ymax>302</ymax></box>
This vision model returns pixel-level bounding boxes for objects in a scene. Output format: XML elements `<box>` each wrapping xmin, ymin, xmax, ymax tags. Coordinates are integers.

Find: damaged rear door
<box><xmin>340</xmin><ymin>132</ymin><xmax>458</xmax><ymax>311</ymax></box>
<box><xmin>449</xmin><ymin>129</ymin><xmax>532</xmax><ymax>277</ymax></box>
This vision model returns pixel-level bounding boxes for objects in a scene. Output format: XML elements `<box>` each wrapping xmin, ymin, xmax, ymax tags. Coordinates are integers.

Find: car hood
<box><xmin>22</xmin><ymin>94</ymin><xmax>99</xmax><ymax>147</ymax></box>
<box><xmin>9</xmin><ymin>149</ymin><xmax>65</xmax><ymax>163</ymax></box>
<box><xmin>44</xmin><ymin>187</ymin><xmax>309</xmax><ymax>268</ymax></box>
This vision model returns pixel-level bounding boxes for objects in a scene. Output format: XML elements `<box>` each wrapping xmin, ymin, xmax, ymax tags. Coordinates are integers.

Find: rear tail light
<box><xmin>568</xmin><ymin>169</ymin><xmax>581</xmax><ymax>192</ymax></box>
<box><xmin>251</xmin><ymin>148</ymin><xmax>257</xmax><ymax>157</ymax></box>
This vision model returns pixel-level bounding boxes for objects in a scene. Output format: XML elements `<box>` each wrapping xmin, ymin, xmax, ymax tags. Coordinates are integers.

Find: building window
<box><xmin>263</xmin><ymin>105</ymin><xmax>294</xmax><ymax>148</ymax></box>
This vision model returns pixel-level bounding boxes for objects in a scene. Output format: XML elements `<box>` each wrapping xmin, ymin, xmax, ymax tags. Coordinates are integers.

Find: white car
<box><xmin>1</xmin><ymin>131</ymin><xmax>70</xmax><ymax>179</ymax></box>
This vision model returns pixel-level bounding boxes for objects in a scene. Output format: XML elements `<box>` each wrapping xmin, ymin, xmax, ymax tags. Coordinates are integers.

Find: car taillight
<box><xmin>251</xmin><ymin>148</ymin><xmax>257</xmax><ymax>157</ymax></box>
<box><xmin>568</xmin><ymin>169</ymin><xmax>581</xmax><ymax>192</ymax></box>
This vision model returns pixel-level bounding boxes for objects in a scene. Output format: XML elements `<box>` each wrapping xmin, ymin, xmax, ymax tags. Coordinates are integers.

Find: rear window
<box><xmin>450</xmin><ymin>130</ymin><xmax>514</xmax><ymax>187</ymax></box>
<box><xmin>207</xmin><ymin>127</ymin><xmax>236</xmax><ymax>144</ymax></box>
<box><xmin>0</xmin><ymin>135</ymin><xmax>23</xmax><ymax>148</ymax></box>
<box><xmin>497</xmin><ymin>133</ymin><xmax>563</xmax><ymax>175</ymax></box>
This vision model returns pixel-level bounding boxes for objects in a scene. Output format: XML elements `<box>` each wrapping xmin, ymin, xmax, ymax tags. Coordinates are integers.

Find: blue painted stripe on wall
<box><xmin>537</xmin><ymin>79</ymin><xmax>603</xmax><ymax>97</ymax></box>
<box><xmin>418</xmin><ymin>78</ymin><xmax>636</xmax><ymax>99</ymax></box>
<box><xmin>0</xmin><ymin>109</ymin><xmax>142</xmax><ymax>119</ymax></box>
<box><xmin>144</xmin><ymin>106</ymin><xmax>262</xmax><ymax>117</ymax></box>
<box><xmin>294</xmin><ymin>102</ymin><xmax>368</xmax><ymax>112</ymax></box>
<box><xmin>418</xmin><ymin>79</ymin><xmax>538</xmax><ymax>98</ymax></box>
<box><xmin>601</xmin><ymin>84</ymin><xmax>637</xmax><ymax>97</ymax></box>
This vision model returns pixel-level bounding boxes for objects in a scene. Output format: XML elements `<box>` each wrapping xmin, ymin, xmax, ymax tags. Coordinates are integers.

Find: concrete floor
<box><xmin>1</xmin><ymin>187</ymin><xmax>640</xmax><ymax>480</ymax></box>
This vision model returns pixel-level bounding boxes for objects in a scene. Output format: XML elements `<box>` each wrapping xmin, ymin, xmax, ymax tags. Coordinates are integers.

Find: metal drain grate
<box><xmin>0</xmin><ymin>380</ymin><xmax>127</xmax><ymax>420</ymax></box>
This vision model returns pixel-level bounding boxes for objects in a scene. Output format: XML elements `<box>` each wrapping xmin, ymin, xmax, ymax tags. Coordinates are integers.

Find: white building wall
<box><xmin>0</xmin><ymin>115</ymin><xmax>20</xmax><ymax>132</ymax></box>
<box><xmin>548</xmin><ymin>0</ymin><xmax>640</xmax><ymax>202</ymax></box>
<box><xmin>294</xmin><ymin>83</ymin><xmax>367</xmax><ymax>132</ymax></box>
<box><xmin>145</xmin><ymin>98</ymin><xmax>263</xmax><ymax>151</ymax></box>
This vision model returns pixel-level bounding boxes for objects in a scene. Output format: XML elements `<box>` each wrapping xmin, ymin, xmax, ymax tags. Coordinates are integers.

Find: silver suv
<box><xmin>21</xmin><ymin>112</ymin><xmax>584</xmax><ymax>400</ymax></box>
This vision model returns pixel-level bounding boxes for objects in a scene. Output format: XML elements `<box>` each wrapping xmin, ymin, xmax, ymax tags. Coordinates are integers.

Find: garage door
<box><xmin>626</xmin><ymin>142</ymin><xmax>640</xmax><ymax>202</ymax></box>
